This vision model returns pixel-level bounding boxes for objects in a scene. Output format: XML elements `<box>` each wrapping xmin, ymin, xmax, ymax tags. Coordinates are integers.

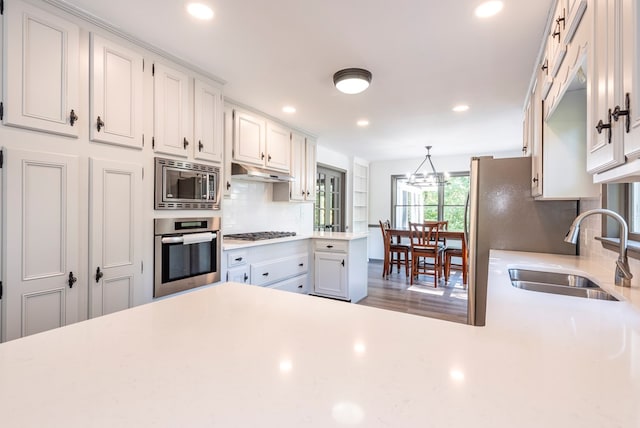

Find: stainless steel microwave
<box><xmin>155</xmin><ymin>157</ymin><xmax>220</xmax><ymax>210</ymax></box>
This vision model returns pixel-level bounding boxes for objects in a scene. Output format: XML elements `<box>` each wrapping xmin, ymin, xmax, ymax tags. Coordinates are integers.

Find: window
<box><xmin>604</xmin><ymin>183</ymin><xmax>640</xmax><ymax>242</ymax></box>
<box><xmin>391</xmin><ymin>172</ymin><xmax>470</xmax><ymax>231</ymax></box>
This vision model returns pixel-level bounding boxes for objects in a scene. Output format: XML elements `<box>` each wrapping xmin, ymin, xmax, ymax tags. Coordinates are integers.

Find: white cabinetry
<box><xmin>273</xmin><ymin>133</ymin><xmax>317</xmax><ymax>202</ymax></box>
<box><xmin>546</xmin><ymin>0</ymin><xmax>568</xmax><ymax>78</ymax></box>
<box><xmin>312</xmin><ymin>237</ymin><xmax>367</xmax><ymax>303</ymax></box>
<box><xmin>3</xmin><ymin>149</ymin><xmax>80</xmax><ymax>341</ymax></box>
<box><xmin>232</xmin><ymin>108</ymin><xmax>266</xmax><ymax>166</ymax></box>
<box><xmin>89</xmin><ymin>158</ymin><xmax>142</xmax><ymax>318</ymax></box>
<box><xmin>153</xmin><ymin>63</ymin><xmax>192</xmax><ymax>157</ymax></box>
<box><xmin>193</xmin><ymin>79</ymin><xmax>223</xmax><ymax>163</ymax></box>
<box><xmin>265</xmin><ymin>122</ymin><xmax>291</xmax><ymax>172</ymax></box>
<box><xmin>231</xmin><ymin>107</ymin><xmax>291</xmax><ymax>173</ymax></box>
<box><xmin>224</xmin><ymin>240</ymin><xmax>310</xmax><ymax>294</ymax></box>
<box><xmin>89</xmin><ymin>34</ymin><xmax>144</xmax><ymax>149</ymax></box>
<box><xmin>3</xmin><ymin>0</ymin><xmax>80</xmax><ymax>137</ymax></box>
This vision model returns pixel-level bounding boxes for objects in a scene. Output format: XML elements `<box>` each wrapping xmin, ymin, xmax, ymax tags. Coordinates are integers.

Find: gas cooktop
<box><xmin>224</xmin><ymin>231</ymin><xmax>297</xmax><ymax>241</ymax></box>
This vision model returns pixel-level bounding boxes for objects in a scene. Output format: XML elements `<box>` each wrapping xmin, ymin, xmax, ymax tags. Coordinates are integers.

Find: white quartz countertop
<box><xmin>1</xmin><ymin>250</ymin><xmax>639</xmax><ymax>427</ymax></box>
<box><xmin>223</xmin><ymin>231</ymin><xmax>367</xmax><ymax>250</ymax></box>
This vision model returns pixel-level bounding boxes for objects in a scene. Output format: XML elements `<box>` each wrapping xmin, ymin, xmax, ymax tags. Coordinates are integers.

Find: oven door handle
<box><xmin>161</xmin><ymin>232</ymin><xmax>217</xmax><ymax>245</ymax></box>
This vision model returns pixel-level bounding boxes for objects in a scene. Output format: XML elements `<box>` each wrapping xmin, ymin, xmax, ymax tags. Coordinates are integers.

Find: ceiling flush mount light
<box><xmin>186</xmin><ymin>2</ymin><xmax>214</xmax><ymax>20</ymax></box>
<box><xmin>333</xmin><ymin>68</ymin><xmax>372</xmax><ymax>95</ymax></box>
<box><xmin>475</xmin><ymin>1</ymin><xmax>504</xmax><ymax>18</ymax></box>
<box><xmin>407</xmin><ymin>146</ymin><xmax>450</xmax><ymax>188</ymax></box>
<box><xmin>282</xmin><ymin>106</ymin><xmax>296</xmax><ymax>114</ymax></box>
<box><xmin>357</xmin><ymin>119</ymin><xmax>369</xmax><ymax>127</ymax></box>
<box><xmin>452</xmin><ymin>104</ymin><xmax>470</xmax><ymax>112</ymax></box>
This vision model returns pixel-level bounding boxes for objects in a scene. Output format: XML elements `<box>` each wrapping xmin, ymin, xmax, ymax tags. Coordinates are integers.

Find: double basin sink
<box><xmin>508</xmin><ymin>268</ymin><xmax>619</xmax><ymax>301</ymax></box>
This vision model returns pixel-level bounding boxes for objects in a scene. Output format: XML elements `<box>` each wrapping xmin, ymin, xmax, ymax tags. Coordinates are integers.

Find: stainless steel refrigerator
<box><xmin>467</xmin><ymin>156</ymin><xmax>578</xmax><ymax>326</ymax></box>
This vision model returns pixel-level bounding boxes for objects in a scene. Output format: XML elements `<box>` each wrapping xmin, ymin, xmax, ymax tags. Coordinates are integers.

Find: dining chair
<box><xmin>444</xmin><ymin>230</ymin><xmax>468</xmax><ymax>288</ymax></box>
<box><xmin>379</xmin><ymin>220</ymin><xmax>410</xmax><ymax>278</ymax></box>
<box><xmin>409</xmin><ymin>222</ymin><xmax>446</xmax><ymax>287</ymax></box>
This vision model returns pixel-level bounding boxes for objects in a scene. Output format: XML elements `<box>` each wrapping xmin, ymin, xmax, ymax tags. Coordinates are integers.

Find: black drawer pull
<box><xmin>298</xmin><ymin>263</ymin><xmax>304</xmax><ymax>267</ymax></box>
<box><xmin>298</xmin><ymin>285</ymin><xmax>303</xmax><ymax>288</ymax></box>
<box><xmin>262</xmin><ymin>272</ymin><xmax>269</xmax><ymax>276</ymax></box>
<box><xmin>235</xmin><ymin>257</ymin><xmax>243</xmax><ymax>262</ymax></box>
<box><xmin>326</xmin><ymin>245</ymin><xmax>333</xmax><ymax>249</ymax></box>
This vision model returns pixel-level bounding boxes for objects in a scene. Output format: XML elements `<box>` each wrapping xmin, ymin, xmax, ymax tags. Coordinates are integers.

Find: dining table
<box><xmin>387</xmin><ymin>227</ymin><xmax>467</xmax><ymax>285</ymax></box>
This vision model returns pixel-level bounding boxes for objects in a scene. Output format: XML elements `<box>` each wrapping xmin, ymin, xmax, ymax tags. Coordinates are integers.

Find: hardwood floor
<box><xmin>358</xmin><ymin>260</ymin><xmax>468</xmax><ymax>324</ymax></box>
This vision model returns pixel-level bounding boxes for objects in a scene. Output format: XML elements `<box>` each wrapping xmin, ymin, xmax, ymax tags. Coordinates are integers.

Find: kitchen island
<box><xmin>0</xmin><ymin>250</ymin><xmax>639</xmax><ymax>427</ymax></box>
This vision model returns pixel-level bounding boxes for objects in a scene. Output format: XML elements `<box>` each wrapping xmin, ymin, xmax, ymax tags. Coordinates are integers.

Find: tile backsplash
<box><xmin>222</xmin><ymin>180</ymin><xmax>314</xmax><ymax>234</ymax></box>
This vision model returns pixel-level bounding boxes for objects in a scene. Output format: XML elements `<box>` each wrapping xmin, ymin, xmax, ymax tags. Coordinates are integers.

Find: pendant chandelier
<box><xmin>407</xmin><ymin>146</ymin><xmax>449</xmax><ymax>187</ymax></box>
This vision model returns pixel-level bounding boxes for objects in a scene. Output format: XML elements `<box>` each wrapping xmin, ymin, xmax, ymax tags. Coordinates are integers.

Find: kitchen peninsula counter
<box><xmin>1</xmin><ymin>250</ymin><xmax>639</xmax><ymax>426</ymax></box>
<box><xmin>222</xmin><ymin>231</ymin><xmax>367</xmax><ymax>250</ymax></box>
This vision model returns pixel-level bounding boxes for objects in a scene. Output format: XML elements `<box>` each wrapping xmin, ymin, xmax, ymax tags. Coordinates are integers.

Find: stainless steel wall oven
<box><xmin>154</xmin><ymin>217</ymin><xmax>221</xmax><ymax>298</ymax></box>
<box><xmin>155</xmin><ymin>157</ymin><xmax>220</xmax><ymax>210</ymax></box>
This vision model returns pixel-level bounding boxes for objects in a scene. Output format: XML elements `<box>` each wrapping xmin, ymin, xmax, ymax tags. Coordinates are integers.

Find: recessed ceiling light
<box><xmin>282</xmin><ymin>106</ymin><xmax>296</xmax><ymax>114</ymax></box>
<box><xmin>186</xmin><ymin>2</ymin><xmax>214</xmax><ymax>20</ymax></box>
<box><xmin>475</xmin><ymin>1</ymin><xmax>503</xmax><ymax>18</ymax></box>
<box><xmin>357</xmin><ymin>119</ymin><xmax>370</xmax><ymax>127</ymax></box>
<box><xmin>452</xmin><ymin>105</ymin><xmax>470</xmax><ymax>112</ymax></box>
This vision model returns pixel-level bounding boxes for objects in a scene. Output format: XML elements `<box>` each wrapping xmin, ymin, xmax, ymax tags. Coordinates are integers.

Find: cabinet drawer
<box><xmin>313</xmin><ymin>240</ymin><xmax>348</xmax><ymax>252</ymax></box>
<box><xmin>250</xmin><ymin>253</ymin><xmax>308</xmax><ymax>287</ymax></box>
<box><xmin>268</xmin><ymin>274</ymin><xmax>308</xmax><ymax>294</ymax></box>
<box><xmin>227</xmin><ymin>250</ymin><xmax>248</xmax><ymax>267</ymax></box>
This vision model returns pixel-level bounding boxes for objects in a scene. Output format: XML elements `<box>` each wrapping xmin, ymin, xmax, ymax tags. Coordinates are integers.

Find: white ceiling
<box><xmin>59</xmin><ymin>0</ymin><xmax>554</xmax><ymax>161</ymax></box>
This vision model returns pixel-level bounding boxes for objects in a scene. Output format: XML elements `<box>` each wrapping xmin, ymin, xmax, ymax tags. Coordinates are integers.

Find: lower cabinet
<box><xmin>223</xmin><ymin>240</ymin><xmax>310</xmax><ymax>295</ymax></box>
<box><xmin>312</xmin><ymin>237</ymin><xmax>367</xmax><ymax>303</ymax></box>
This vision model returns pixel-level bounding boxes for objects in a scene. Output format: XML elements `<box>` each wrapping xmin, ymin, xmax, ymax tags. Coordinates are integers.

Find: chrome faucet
<box><xmin>564</xmin><ymin>208</ymin><xmax>632</xmax><ymax>287</ymax></box>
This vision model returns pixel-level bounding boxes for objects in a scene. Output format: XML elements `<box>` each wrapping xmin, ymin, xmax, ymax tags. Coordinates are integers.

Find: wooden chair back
<box><xmin>409</xmin><ymin>222</ymin><xmax>440</xmax><ymax>249</ymax></box>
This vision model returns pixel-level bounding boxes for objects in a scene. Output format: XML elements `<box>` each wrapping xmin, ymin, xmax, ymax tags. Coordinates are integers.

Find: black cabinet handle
<box><xmin>268</xmin><ymin>154</ymin><xmax>272</xmax><ymax>161</ymax></box>
<box><xmin>612</xmin><ymin>93</ymin><xmax>631</xmax><ymax>133</ymax></box>
<box><xmin>226</xmin><ymin>181</ymin><xmax>231</xmax><ymax>190</ymax></box>
<box><xmin>298</xmin><ymin>284</ymin><xmax>303</xmax><ymax>288</ymax></box>
<box><xmin>69</xmin><ymin>109</ymin><xmax>78</xmax><ymax>126</ymax></box>
<box><xmin>262</xmin><ymin>272</ymin><xmax>269</xmax><ymax>276</ymax></box>
<box><xmin>198</xmin><ymin>140</ymin><xmax>203</xmax><ymax>151</ymax></box>
<box><xmin>183</xmin><ymin>137</ymin><xmax>189</xmax><ymax>149</ymax></box>
<box><xmin>532</xmin><ymin>176</ymin><xmax>539</xmax><ymax>184</ymax></box>
<box><xmin>298</xmin><ymin>263</ymin><xmax>304</xmax><ymax>267</ymax></box>
<box><xmin>243</xmin><ymin>273</ymin><xmax>248</xmax><ymax>282</ymax></box>
<box><xmin>68</xmin><ymin>272</ymin><xmax>77</xmax><ymax>288</ymax></box>
<box><xmin>235</xmin><ymin>257</ymin><xmax>243</xmax><ymax>262</ymax></box>
<box><xmin>341</xmin><ymin>260</ymin><xmax>345</xmax><ymax>267</ymax></box>
<box><xmin>326</xmin><ymin>245</ymin><xmax>333</xmax><ymax>249</ymax></box>
<box><xmin>95</xmin><ymin>267</ymin><xmax>103</xmax><ymax>283</ymax></box>
<box><xmin>595</xmin><ymin>109</ymin><xmax>613</xmax><ymax>144</ymax></box>
<box><xmin>261</xmin><ymin>152</ymin><xmax>265</xmax><ymax>160</ymax></box>
<box><xmin>97</xmin><ymin>116</ymin><xmax>105</xmax><ymax>132</ymax></box>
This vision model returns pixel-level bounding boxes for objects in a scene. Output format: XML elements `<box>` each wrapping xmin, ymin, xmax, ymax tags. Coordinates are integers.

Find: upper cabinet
<box><xmin>90</xmin><ymin>34</ymin><xmax>144</xmax><ymax>149</ymax></box>
<box><xmin>193</xmin><ymin>79</ymin><xmax>223</xmax><ymax>163</ymax></box>
<box><xmin>232</xmin><ymin>108</ymin><xmax>266</xmax><ymax>166</ymax></box>
<box><xmin>546</xmin><ymin>0</ymin><xmax>568</xmax><ymax>78</ymax></box>
<box><xmin>153</xmin><ymin>62</ymin><xmax>192</xmax><ymax>157</ymax></box>
<box><xmin>3</xmin><ymin>1</ymin><xmax>80</xmax><ymax>137</ymax></box>
<box><xmin>265</xmin><ymin>122</ymin><xmax>291</xmax><ymax>172</ymax></box>
<box><xmin>273</xmin><ymin>133</ymin><xmax>317</xmax><ymax>202</ymax></box>
<box><xmin>231</xmin><ymin>107</ymin><xmax>291</xmax><ymax>173</ymax></box>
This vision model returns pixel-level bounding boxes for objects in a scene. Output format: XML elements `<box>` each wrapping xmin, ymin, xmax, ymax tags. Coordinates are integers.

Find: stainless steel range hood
<box><xmin>231</xmin><ymin>162</ymin><xmax>295</xmax><ymax>183</ymax></box>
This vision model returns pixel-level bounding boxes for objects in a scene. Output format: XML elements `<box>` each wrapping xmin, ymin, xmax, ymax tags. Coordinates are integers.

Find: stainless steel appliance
<box><xmin>467</xmin><ymin>156</ymin><xmax>578</xmax><ymax>326</ymax></box>
<box><xmin>224</xmin><ymin>231</ymin><xmax>297</xmax><ymax>241</ymax></box>
<box><xmin>155</xmin><ymin>157</ymin><xmax>220</xmax><ymax>210</ymax></box>
<box><xmin>154</xmin><ymin>217</ymin><xmax>221</xmax><ymax>298</ymax></box>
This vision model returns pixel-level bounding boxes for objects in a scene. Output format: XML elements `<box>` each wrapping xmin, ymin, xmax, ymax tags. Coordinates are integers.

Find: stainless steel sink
<box><xmin>508</xmin><ymin>269</ymin><xmax>619</xmax><ymax>301</ymax></box>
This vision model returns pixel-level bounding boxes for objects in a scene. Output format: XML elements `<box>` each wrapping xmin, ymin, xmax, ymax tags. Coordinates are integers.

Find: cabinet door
<box><xmin>194</xmin><ymin>79</ymin><xmax>223</xmax><ymax>163</ymax></box>
<box><xmin>227</xmin><ymin>266</ymin><xmax>250</xmax><ymax>284</ymax></box>
<box><xmin>587</xmin><ymin>0</ymin><xmax>625</xmax><ymax>173</ymax></box>
<box><xmin>3</xmin><ymin>1</ymin><xmax>80</xmax><ymax>137</ymax></box>
<box><xmin>620</xmin><ymin>0</ymin><xmax>640</xmax><ymax>157</ymax></box>
<box><xmin>153</xmin><ymin>63</ymin><xmax>191</xmax><ymax>157</ymax></box>
<box><xmin>290</xmin><ymin>133</ymin><xmax>306</xmax><ymax>201</ymax></box>
<box><xmin>314</xmin><ymin>252</ymin><xmax>347</xmax><ymax>299</ymax></box>
<box><xmin>233</xmin><ymin>109</ymin><xmax>265</xmax><ymax>166</ymax></box>
<box><xmin>89</xmin><ymin>158</ymin><xmax>142</xmax><ymax>318</ymax></box>
<box><xmin>265</xmin><ymin>122</ymin><xmax>291</xmax><ymax>172</ymax></box>
<box><xmin>89</xmin><ymin>34</ymin><xmax>144</xmax><ymax>149</ymax></box>
<box><xmin>305</xmin><ymin>138</ymin><xmax>317</xmax><ymax>200</ymax></box>
<box><xmin>4</xmin><ymin>149</ymin><xmax>79</xmax><ymax>341</ymax></box>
